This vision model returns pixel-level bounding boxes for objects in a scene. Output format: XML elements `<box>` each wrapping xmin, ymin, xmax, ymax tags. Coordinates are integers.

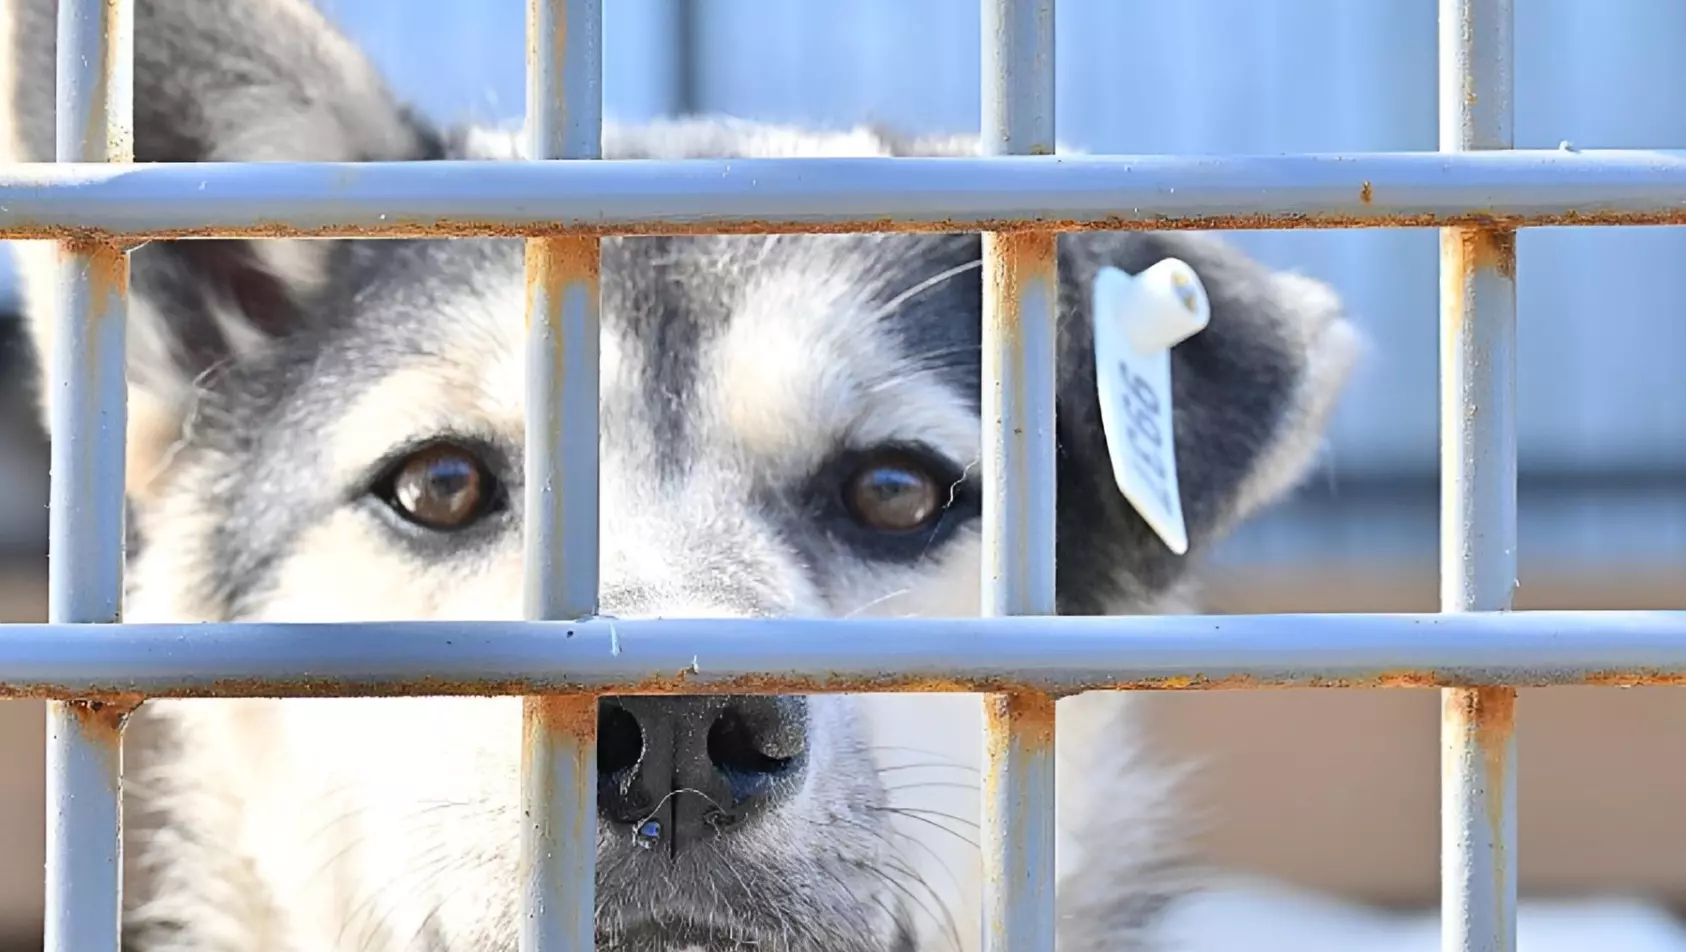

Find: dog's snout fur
<box><xmin>1</xmin><ymin>1</ymin><xmax>1363</xmax><ymax>950</ymax></box>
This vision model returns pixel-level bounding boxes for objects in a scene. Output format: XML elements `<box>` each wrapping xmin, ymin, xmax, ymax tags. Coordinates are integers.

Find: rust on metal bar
<box><xmin>11</xmin><ymin>666</ymin><xmax>1686</xmax><ymax>705</ymax></box>
<box><xmin>524</xmin><ymin>235</ymin><xmax>602</xmax><ymax>326</ymax></box>
<box><xmin>983</xmin><ymin>692</ymin><xmax>1057</xmax><ymax>762</ymax></box>
<box><xmin>63</xmin><ymin>697</ymin><xmax>141</xmax><ymax>735</ymax></box>
<box><xmin>519</xmin><ymin>694</ymin><xmax>597</xmax><ymax>952</ymax></box>
<box><xmin>982</xmin><ymin>228</ymin><xmax>1059</xmax><ymax>615</ymax></box>
<box><xmin>17</xmin><ymin>207</ymin><xmax>1686</xmax><ymax>244</ymax></box>
<box><xmin>982</xmin><ymin>691</ymin><xmax>1057</xmax><ymax>952</ymax></box>
<box><xmin>1443</xmin><ymin>685</ymin><xmax>1518</xmax><ymax>952</ymax></box>
<box><xmin>1443</xmin><ymin>226</ymin><xmax>1518</xmax><ymax>283</ymax></box>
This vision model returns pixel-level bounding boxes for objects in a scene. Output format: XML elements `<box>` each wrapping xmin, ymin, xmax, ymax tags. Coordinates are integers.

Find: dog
<box><xmin>1</xmin><ymin>1</ymin><xmax>1361</xmax><ymax>950</ymax></box>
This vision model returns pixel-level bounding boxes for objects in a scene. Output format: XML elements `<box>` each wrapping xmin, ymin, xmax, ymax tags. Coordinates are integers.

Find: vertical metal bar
<box><xmin>47</xmin><ymin>2</ymin><xmax>135</xmax><ymax>952</ymax></box>
<box><xmin>980</xmin><ymin>3</ymin><xmax>1058</xmax><ymax>952</ymax></box>
<box><xmin>1438</xmin><ymin>2</ymin><xmax>1517</xmax><ymax>952</ymax></box>
<box><xmin>982</xmin><ymin>691</ymin><xmax>1057</xmax><ymax>952</ymax></box>
<box><xmin>672</xmin><ymin>0</ymin><xmax>701</xmax><ymax>116</ymax></box>
<box><xmin>521</xmin><ymin>1</ymin><xmax>602</xmax><ymax>951</ymax></box>
<box><xmin>46</xmin><ymin>698</ymin><xmax>130</xmax><ymax>952</ymax></box>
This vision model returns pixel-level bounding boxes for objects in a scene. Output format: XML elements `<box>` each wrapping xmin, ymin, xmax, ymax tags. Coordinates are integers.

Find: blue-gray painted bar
<box><xmin>45</xmin><ymin>703</ymin><xmax>127</xmax><ymax>952</ymax></box>
<box><xmin>9</xmin><ymin>149</ymin><xmax>1686</xmax><ymax>238</ymax></box>
<box><xmin>982</xmin><ymin>0</ymin><xmax>1055</xmax><ymax>157</ymax></box>
<box><xmin>48</xmin><ymin>243</ymin><xmax>129</xmax><ymax>627</ymax></box>
<box><xmin>520</xmin><ymin>1</ymin><xmax>602</xmax><ymax>951</ymax></box>
<box><xmin>528</xmin><ymin>0</ymin><xmax>603</xmax><ymax>162</ymax></box>
<box><xmin>47</xmin><ymin>1</ymin><xmax>133</xmax><ymax>952</ymax></box>
<box><xmin>979</xmin><ymin>3</ymin><xmax>1059</xmax><ymax>952</ymax></box>
<box><xmin>1438</xmin><ymin>1</ymin><xmax>1518</xmax><ymax>951</ymax></box>
<box><xmin>1</xmin><ymin>611</ymin><xmax>1685</xmax><ymax>697</ymax></box>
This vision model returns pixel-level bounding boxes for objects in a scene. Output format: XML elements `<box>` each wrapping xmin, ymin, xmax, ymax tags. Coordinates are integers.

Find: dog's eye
<box><xmin>380</xmin><ymin>444</ymin><xmax>495</xmax><ymax>530</ymax></box>
<box><xmin>843</xmin><ymin>451</ymin><xmax>946</xmax><ymax>533</ymax></box>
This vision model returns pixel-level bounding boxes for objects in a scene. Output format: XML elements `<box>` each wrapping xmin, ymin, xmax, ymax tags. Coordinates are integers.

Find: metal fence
<box><xmin>5</xmin><ymin>0</ymin><xmax>1686</xmax><ymax>951</ymax></box>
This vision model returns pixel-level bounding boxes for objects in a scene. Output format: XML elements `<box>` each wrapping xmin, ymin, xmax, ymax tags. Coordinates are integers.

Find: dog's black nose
<box><xmin>596</xmin><ymin>695</ymin><xmax>808</xmax><ymax>854</ymax></box>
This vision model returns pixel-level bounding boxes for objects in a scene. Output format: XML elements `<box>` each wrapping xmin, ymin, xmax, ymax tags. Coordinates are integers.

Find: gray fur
<box><xmin>2</xmin><ymin>2</ymin><xmax>1361</xmax><ymax>952</ymax></box>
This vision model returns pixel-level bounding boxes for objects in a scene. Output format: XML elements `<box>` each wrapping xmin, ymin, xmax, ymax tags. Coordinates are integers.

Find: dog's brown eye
<box><xmin>844</xmin><ymin>453</ymin><xmax>944</xmax><ymax>533</ymax></box>
<box><xmin>388</xmin><ymin>445</ymin><xmax>490</xmax><ymax>529</ymax></box>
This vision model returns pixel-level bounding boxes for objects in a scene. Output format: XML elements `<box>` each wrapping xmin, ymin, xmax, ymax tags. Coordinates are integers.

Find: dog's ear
<box><xmin>1</xmin><ymin>0</ymin><xmax>443</xmax><ymax>500</ymax></box>
<box><xmin>880</xmin><ymin>132</ymin><xmax>1361</xmax><ymax>615</ymax></box>
<box><xmin>1051</xmin><ymin>231</ymin><xmax>1360</xmax><ymax>614</ymax></box>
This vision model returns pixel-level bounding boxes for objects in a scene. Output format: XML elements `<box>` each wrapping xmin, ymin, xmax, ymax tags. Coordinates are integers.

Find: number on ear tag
<box><xmin>1090</xmin><ymin>259</ymin><xmax>1211</xmax><ymax>556</ymax></box>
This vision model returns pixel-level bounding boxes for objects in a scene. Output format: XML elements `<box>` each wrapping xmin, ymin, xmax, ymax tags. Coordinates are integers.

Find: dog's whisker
<box><xmin>860</xmin><ymin>258</ymin><xmax>984</xmax><ymax>328</ymax></box>
<box><xmin>841</xmin><ymin>588</ymin><xmax>913</xmax><ymax>619</ymax></box>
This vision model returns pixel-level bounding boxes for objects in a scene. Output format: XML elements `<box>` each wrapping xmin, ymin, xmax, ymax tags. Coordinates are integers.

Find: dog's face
<box><xmin>3</xmin><ymin>2</ymin><xmax>1359</xmax><ymax>951</ymax></box>
<box><xmin>143</xmin><ymin>232</ymin><xmax>995</xmax><ymax>627</ymax></box>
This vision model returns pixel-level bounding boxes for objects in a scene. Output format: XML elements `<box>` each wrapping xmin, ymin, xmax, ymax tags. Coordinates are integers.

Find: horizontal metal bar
<box><xmin>6</xmin><ymin>149</ymin><xmax>1686</xmax><ymax>240</ymax></box>
<box><xmin>3</xmin><ymin>611</ymin><xmax>1686</xmax><ymax>698</ymax></box>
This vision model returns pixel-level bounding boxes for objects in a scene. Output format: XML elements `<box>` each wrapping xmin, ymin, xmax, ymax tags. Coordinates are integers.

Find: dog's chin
<box><xmin>596</xmin><ymin>899</ymin><xmax>908</xmax><ymax>952</ymax></box>
<box><xmin>598</xmin><ymin>918</ymin><xmax>775</xmax><ymax>952</ymax></box>
<box><xmin>597</xmin><ymin>917</ymin><xmax>898</xmax><ymax>952</ymax></box>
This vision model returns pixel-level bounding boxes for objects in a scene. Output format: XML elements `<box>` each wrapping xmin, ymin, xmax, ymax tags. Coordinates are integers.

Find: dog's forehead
<box><xmin>315</xmin><ymin>232</ymin><xmax>985</xmax><ymax>484</ymax></box>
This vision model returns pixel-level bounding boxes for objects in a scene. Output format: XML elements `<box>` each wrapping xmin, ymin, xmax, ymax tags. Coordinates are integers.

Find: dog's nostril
<box><xmin>597</xmin><ymin>702</ymin><xmax>643</xmax><ymax>777</ymax></box>
<box><xmin>597</xmin><ymin>696</ymin><xmax>807</xmax><ymax>852</ymax></box>
<box><xmin>707</xmin><ymin>701</ymin><xmax>806</xmax><ymax>782</ymax></box>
